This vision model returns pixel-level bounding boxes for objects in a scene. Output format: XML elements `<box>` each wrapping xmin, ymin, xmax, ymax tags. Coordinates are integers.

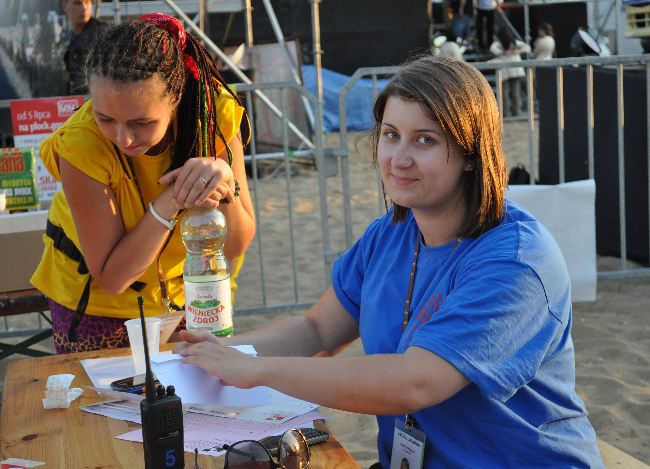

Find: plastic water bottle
<box><xmin>181</xmin><ymin>207</ymin><xmax>233</xmax><ymax>337</ymax></box>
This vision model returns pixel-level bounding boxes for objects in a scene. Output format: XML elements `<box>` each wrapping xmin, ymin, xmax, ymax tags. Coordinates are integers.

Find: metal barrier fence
<box><xmin>233</xmin><ymin>80</ymin><xmax>332</xmax><ymax>315</ymax></box>
<box><xmin>3</xmin><ymin>54</ymin><xmax>650</xmax><ymax>343</ymax></box>
<box><xmin>337</xmin><ymin>55</ymin><xmax>650</xmax><ymax>279</ymax></box>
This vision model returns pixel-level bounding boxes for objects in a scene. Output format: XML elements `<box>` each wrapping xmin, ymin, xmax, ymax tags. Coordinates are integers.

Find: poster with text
<box><xmin>10</xmin><ymin>96</ymin><xmax>85</xmax><ymax>202</ymax></box>
<box><xmin>0</xmin><ymin>147</ymin><xmax>39</xmax><ymax>210</ymax></box>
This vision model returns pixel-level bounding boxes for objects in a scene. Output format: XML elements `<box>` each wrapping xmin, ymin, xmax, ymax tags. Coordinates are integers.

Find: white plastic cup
<box><xmin>125</xmin><ymin>317</ymin><xmax>161</xmax><ymax>375</ymax></box>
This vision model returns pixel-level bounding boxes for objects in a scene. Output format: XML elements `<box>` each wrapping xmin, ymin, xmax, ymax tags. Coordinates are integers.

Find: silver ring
<box><xmin>198</xmin><ymin>177</ymin><xmax>209</xmax><ymax>188</ymax></box>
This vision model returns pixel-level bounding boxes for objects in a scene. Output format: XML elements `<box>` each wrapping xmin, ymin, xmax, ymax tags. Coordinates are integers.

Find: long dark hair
<box><xmin>538</xmin><ymin>22</ymin><xmax>554</xmax><ymax>38</ymax></box>
<box><xmin>496</xmin><ymin>27</ymin><xmax>515</xmax><ymax>50</ymax></box>
<box><xmin>85</xmin><ymin>16</ymin><xmax>250</xmax><ymax>171</ymax></box>
<box><xmin>370</xmin><ymin>55</ymin><xmax>507</xmax><ymax>239</ymax></box>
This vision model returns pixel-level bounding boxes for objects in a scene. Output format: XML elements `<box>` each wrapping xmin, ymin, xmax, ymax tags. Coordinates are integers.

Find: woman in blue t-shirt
<box><xmin>175</xmin><ymin>56</ymin><xmax>604</xmax><ymax>468</ymax></box>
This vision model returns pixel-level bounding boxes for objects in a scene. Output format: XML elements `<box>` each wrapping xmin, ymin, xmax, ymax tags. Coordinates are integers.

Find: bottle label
<box><xmin>184</xmin><ymin>277</ymin><xmax>233</xmax><ymax>337</ymax></box>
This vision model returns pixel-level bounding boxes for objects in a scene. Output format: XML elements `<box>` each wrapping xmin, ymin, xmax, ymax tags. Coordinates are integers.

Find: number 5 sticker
<box><xmin>165</xmin><ymin>449</ymin><xmax>176</xmax><ymax>467</ymax></box>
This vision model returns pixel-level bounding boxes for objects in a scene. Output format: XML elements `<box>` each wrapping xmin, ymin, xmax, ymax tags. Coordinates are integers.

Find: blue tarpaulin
<box><xmin>302</xmin><ymin>65</ymin><xmax>389</xmax><ymax>133</ymax></box>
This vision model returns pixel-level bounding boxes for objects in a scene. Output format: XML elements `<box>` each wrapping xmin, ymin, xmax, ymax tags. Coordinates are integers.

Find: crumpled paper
<box><xmin>42</xmin><ymin>374</ymin><xmax>84</xmax><ymax>409</ymax></box>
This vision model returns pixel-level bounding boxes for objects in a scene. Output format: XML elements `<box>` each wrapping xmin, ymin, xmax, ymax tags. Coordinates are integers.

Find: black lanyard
<box><xmin>401</xmin><ymin>229</ymin><xmax>461</xmax><ymax>430</ymax></box>
<box><xmin>402</xmin><ymin>231</ymin><xmax>421</xmax><ymax>430</ymax></box>
<box><xmin>114</xmin><ymin>144</ymin><xmax>181</xmax><ymax>313</ymax></box>
<box><xmin>402</xmin><ymin>230</ymin><xmax>462</xmax><ymax>332</ymax></box>
<box><xmin>402</xmin><ymin>234</ymin><xmax>421</xmax><ymax>333</ymax></box>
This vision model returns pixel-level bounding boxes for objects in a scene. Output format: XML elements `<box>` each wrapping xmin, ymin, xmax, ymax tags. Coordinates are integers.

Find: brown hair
<box><xmin>370</xmin><ymin>55</ymin><xmax>507</xmax><ymax>239</ymax></box>
<box><xmin>538</xmin><ymin>22</ymin><xmax>554</xmax><ymax>38</ymax></box>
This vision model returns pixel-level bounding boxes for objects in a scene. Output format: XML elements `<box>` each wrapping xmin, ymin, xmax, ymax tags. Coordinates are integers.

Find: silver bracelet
<box><xmin>149</xmin><ymin>201</ymin><xmax>177</xmax><ymax>230</ymax></box>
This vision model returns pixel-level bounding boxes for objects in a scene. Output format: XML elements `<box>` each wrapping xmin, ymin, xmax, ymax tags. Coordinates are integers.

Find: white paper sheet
<box><xmin>88</xmin><ymin>386</ymin><xmax>145</xmax><ymax>403</ymax></box>
<box><xmin>149</xmin><ymin>354</ymin><xmax>270</xmax><ymax>406</ymax></box>
<box><xmin>81</xmin><ymin>346</ymin><xmax>270</xmax><ymax>406</ymax></box>
<box><xmin>185</xmin><ymin>387</ymin><xmax>319</xmax><ymax>423</ymax></box>
<box><xmin>81</xmin><ymin>399</ymin><xmax>142</xmax><ymax>424</ymax></box>
<box><xmin>507</xmin><ymin>179</ymin><xmax>597</xmax><ymax>302</ymax></box>
<box><xmin>80</xmin><ymin>353</ymin><xmax>170</xmax><ymax>388</ymax></box>
<box><xmin>116</xmin><ymin>409</ymin><xmax>327</xmax><ymax>457</ymax></box>
<box><xmin>0</xmin><ymin>458</ymin><xmax>45</xmax><ymax>467</ymax></box>
<box><xmin>87</xmin><ymin>384</ymin><xmax>317</xmax><ymax>425</ymax></box>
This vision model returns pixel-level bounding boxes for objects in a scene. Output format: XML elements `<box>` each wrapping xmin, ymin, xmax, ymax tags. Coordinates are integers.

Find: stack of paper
<box><xmin>79</xmin><ymin>345</ymin><xmax>326</xmax><ymax>457</ymax></box>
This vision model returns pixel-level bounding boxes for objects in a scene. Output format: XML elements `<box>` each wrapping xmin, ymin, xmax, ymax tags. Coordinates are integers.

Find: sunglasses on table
<box><xmin>194</xmin><ymin>428</ymin><xmax>311</xmax><ymax>469</ymax></box>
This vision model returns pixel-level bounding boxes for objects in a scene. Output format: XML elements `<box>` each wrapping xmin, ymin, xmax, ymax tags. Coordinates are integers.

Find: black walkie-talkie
<box><xmin>138</xmin><ymin>296</ymin><xmax>185</xmax><ymax>469</ymax></box>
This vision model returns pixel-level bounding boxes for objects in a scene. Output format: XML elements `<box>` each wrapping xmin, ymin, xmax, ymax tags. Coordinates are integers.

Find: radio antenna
<box><xmin>138</xmin><ymin>296</ymin><xmax>156</xmax><ymax>402</ymax></box>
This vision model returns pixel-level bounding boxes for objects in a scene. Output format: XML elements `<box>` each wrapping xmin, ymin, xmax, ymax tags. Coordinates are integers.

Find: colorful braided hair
<box><xmin>85</xmin><ymin>13</ymin><xmax>251</xmax><ymax>171</ymax></box>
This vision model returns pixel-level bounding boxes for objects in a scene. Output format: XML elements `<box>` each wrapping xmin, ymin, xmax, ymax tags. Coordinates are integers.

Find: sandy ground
<box><xmin>1</xmin><ymin>120</ymin><xmax>649</xmax><ymax>466</ymax></box>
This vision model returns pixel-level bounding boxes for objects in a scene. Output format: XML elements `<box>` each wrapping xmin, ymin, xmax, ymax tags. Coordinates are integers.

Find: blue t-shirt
<box><xmin>332</xmin><ymin>201</ymin><xmax>603</xmax><ymax>468</ymax></box>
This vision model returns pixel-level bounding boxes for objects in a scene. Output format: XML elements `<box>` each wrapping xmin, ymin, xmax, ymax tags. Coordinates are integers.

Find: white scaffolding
<box><xmin>95</xmin><ymin>0</ymin><xmax>325</xmax><ymax>149</ymax></box>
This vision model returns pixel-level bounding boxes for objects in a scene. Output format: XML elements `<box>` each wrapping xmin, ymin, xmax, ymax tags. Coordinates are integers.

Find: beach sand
<box><xmin>1</xmin><ymin>120</ymin><xmax>649</xmax><ymax>466</ymax></box>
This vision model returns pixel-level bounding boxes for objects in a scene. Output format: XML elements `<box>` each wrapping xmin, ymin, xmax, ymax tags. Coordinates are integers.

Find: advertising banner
<box><xmin>10</xmin><ymin>96</ymin><xmax>85</xmax><ymax>202</ymax></box>
<box><xmin>0</xmin><ymin>147</ymin><xmax>39</xmax><ymax>210</ymax></box>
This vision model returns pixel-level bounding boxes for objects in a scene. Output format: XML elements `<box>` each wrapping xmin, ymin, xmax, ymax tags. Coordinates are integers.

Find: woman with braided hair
<box><xmin>31</xmin><ymin>13</ymin><xmax>255</xmax><ymax>354</ymax></box>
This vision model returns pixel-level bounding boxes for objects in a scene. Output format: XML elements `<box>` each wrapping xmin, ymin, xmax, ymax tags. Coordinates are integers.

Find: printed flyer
<box><xmin>10</xmin><ymin>96</ymin><xmax>84</xmax><ymax>202</ymax></box>
<box><xmin>0</xmin><ymin>147</ymin><xmax>39</xmax><ymax>210</ymax></box>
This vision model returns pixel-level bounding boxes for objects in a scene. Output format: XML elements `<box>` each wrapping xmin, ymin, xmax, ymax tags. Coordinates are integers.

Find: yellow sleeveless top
<box><xmin>31</xmin><ymin>94</ymin><xmax>246</xmax><ymax>319</ymax></box>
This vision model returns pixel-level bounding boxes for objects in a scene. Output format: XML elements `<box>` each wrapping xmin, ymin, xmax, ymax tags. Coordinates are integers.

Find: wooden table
<box><xmin>1</xmin><ymin>346</ymin><xmax>361</xmax><ymax>468</ymax></box>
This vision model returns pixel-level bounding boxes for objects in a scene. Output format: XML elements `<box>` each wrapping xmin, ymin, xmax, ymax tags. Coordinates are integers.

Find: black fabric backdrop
<box><xmin>208</xmin><ymin>0</ymin><xmax>432</xmax><ymax>76</ymax></box>
<box><xmin>537</xmin><ymin>66</ymin><xmax>649</xmax><ymax>265</ymax></box>
<box><xmin>505</xmin><ymin>2</ymin><xmax>588</xmax><ymax>58</ymax></box>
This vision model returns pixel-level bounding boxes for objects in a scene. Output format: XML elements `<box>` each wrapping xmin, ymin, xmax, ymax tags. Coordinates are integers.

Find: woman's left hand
<box><xmin>176</xmin><ymin>338</ymin><xmax>262</xmax><ymax>389</ymax></box>
<box><xmin>159</xmin><ymin>157</ymin><xmax>236</xmax><ymax>209</ymax></box>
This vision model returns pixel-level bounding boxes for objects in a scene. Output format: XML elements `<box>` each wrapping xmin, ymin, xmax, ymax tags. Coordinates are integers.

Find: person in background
<box><xmin>489</xmin><ymin>27</ymin><xmax>531</xmax><ymax>117</ymax></box>
<box><xmin>174</xmin><ymin>55</ymin><xmax>604</xmax><ymax>468</ymax></box>
<box><xmin>641</xmin><ymin>36</ymin><xmax>650</xmax><ymax>53</ymax></box>
<box><xmin>62</xmin><ymin>0</ymin><xmax>108</xmax><ymax>95</ymax></box>
<box><xmin>450</xmin><ymin>0</ymin><xmax>472</xmax><ymax>42</ymax></box>
<box><xmin>438</xmin><ymin>30</ymin><xmax>464</xmax><ymax>60</ymax></box>
<box><xmin>32</xmin><ymin>13</ymin><xmax>255</xmax><ymax>353</ymax></box>
<box><xmin>533</xmin><ymin>22</ymin><xmax>556</xmax><ymax>60</ymax></box>
<box><xmin>475</xmin><ymin>0</ymin><xmax>502</xmax><ymax>52</ymax></box>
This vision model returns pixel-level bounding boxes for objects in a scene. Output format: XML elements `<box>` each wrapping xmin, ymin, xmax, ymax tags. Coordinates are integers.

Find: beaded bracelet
<box><xmin>221</xmin><ymin>179</ymin><xmax>240</xmax><ymax>204</ymax></box>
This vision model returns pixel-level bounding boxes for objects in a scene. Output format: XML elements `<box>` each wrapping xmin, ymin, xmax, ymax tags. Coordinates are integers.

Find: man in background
<box><xmin>62</xmin><ymin>0</ymin><xmax>108</xmax><ymax>95</ymax></box>
<box><xmin>475</xmin><ymin>0</ymin><xmax>502</xmax><ymax>52</ymax></box>
<box><xmin>450</xmin><ymin>0</ymin><xmax>473</xmax><ymax>42</ymax></box>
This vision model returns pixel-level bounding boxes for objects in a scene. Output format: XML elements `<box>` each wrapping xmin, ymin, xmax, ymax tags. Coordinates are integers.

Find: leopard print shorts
<box><xmin>49</xmin><ymin>299</ymin><xmax>130</xmax><ymax>354</ymax></box>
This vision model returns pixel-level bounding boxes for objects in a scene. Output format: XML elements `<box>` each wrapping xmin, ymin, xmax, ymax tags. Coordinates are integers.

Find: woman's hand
<box><xmin>159</xmin><ymin>157</ymin><xmax>236</xmax><ymax>209</ymax></box>
<box><xmin>174</xmin><ymin>330</ymin><xmax>262</xmax><ymax>389</ymax></box>
<box><xmin>173</xmin><ymin>330</ymin><xmax>219</xmax><ymax>353</ymax></box>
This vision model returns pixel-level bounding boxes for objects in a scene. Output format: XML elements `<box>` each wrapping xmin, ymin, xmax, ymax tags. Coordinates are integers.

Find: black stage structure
<box><xmin>536</xmin><ymin>65</ymin><xmax>649</xmax><ymax>265</ymax></box>
<box><xmin>210</xmin><ymin>0</ymin><xmax>432</xmax><ymax>76</ymax></box>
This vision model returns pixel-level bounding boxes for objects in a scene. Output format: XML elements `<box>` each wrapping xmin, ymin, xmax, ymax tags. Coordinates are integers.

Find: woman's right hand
<box><xmin>159</xmin><ymin>157</ymin><xmax>236</xmax><ymax>210</ymax></box>
<box><xmin>175</xmin><ymin>333</ymin><xmax>262</xmax><ymax>389</ymax></box>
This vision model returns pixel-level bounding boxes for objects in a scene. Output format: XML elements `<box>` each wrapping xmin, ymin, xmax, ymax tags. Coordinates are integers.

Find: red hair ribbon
<box><xmin>139</xmin><ymin>13</ymin><xmax>200</xmax><ymax>80</ymax></box>
<box><xmin>183</xmin><ymin>55</ymin><xmax>200</xmax><ymax>80</ymax></box>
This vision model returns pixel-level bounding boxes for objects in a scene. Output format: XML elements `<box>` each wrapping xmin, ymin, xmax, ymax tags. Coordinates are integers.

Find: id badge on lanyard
<box><xmin>390</xmin><ymin>415</ymin><xmax>426</xmax><ymax>469</ymax></box>
<box><xmin>391</xmin><ymin>233</ymin><xmax>426</xmax><ymax>469</ymax></box>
